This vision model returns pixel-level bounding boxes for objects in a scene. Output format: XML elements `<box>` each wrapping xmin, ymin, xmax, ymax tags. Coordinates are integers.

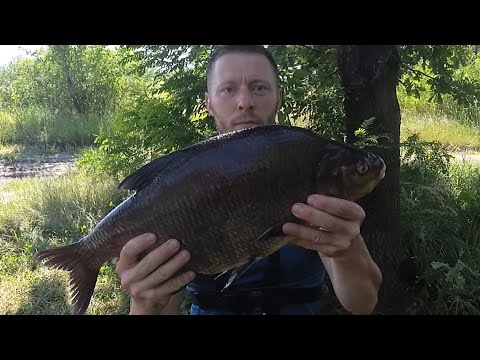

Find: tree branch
<box><xmin>298</xmin><ymin>45</ymin><xmax>324</xmax><ymax>54</ymax></box>
<box><xmin>404</xmin><ymin>65</ymin><xmax>436</xmax><ymax>80</ymax></box>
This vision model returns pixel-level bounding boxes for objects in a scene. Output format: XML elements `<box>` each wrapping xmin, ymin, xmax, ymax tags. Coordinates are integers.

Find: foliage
<box><xmin>0</xmin><ymin>46</ymin><xmax>142</xmax><ymax>148</ymax></box>
<box><xmin>399</xmin><ymin>45</ymin><xmax>480</xmax><ymax>107</ymax></box>
<box><xmin>399</xmin><ymin>134</ymin><xmax>480</xmax><ymax>315</ymax></box>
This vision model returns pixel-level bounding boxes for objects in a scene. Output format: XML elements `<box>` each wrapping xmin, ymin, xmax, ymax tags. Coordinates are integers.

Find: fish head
<box><xmin>315</xmin><ymin>146</ymin><xmax>386</xmax><ymax>201</ymax></box>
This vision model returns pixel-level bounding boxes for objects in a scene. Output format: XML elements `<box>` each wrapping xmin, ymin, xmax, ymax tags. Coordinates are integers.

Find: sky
<box><xmin>0</xmin><ymin>45</ymin><xmax>46</xmax><ymax>66</ymax></box>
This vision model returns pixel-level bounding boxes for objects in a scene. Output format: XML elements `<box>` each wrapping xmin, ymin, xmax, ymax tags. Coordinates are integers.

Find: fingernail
<box><xmin>293</xmin><ymin>204</ymin><xmax>303</xmax><ymax>213</ymax></box>
<box><xmin>168</xmin><ymin>239</ymin><xmax>179</xmax><ymax>250</ymax></box>
<box><xmin>179</xmin><ymin>250</ymin><xmax>190</xmax><ymax>261</ymax></box>
<box><xmin>186</xmin><ymin>271</ymin><xmax>196</xmax><ymax>280</ymax></box>
<box><xmin>145</xmin><ymin>233</ymin><xmax>156</xmax><ymax>242</ymax></box>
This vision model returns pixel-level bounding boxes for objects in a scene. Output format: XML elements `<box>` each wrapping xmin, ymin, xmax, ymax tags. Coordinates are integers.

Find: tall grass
<box><xmin>0</xmin><ymin>106</ymin><xmax>112</xmax><ymax>148</ymax></box>
<box><xmin>401</xmin><ymin>109</ymin><xmax>480</xmax><ymax>149</ymax></box>
<box><xmin>0</xmin><ymin>170</ymin><xmax>130</xmax><ymax>315</ymax></box>
<box><xmin>398</xmin><ymin>88</ymin><xmax>480</xmax><ymax>149</ymax></box>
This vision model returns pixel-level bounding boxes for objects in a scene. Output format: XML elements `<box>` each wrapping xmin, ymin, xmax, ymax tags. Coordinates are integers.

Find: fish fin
<box><xmin>221</xmin><ymin>258</ymin><xmax>258</xmax><ymax>292</ymax></box>
<box><xmin>118</xmin><ymin>149</ymin><xmax>192</xmax><ymax>192</ymax></box>
<box><xmin>256</xmin><ymin>215</ymin><xmax>301</xmax><ymax>244</ymax></box>
<box><xmin>214</xmin><ymin>269</ymin><xmax>230</xmax><ymax>280</ymax></box>
<box><xmin>35</xmin><ymin>241</ymin><xmax>100</xmax><ymax>315</ymax></box>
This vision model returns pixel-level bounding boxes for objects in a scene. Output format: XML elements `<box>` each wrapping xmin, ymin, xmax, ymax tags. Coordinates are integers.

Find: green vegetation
<box><xmin>399</xmin><ymin>134</ymin><xmax>480</xmax><ymax>314</ymax></box>
<box><xmin>0</xmin><ymin>171</ymin><xmax>130</xmax><ymax>314</ymax></box>
<box><xmin>401</xmin><ymin>109</ymin><xmax>480</xmax><ymax>149</ymax></box>
<box><xmin>0</xmin><ymin>45</ymin><xmax>479</xmax><ymax>315</ymax></box>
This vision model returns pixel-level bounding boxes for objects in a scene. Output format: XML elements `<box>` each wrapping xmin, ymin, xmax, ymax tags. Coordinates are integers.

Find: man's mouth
<box><xmin>231</xmin><ymin>121</ymin><xmax>259</xmax><ymax>130</ymax></box>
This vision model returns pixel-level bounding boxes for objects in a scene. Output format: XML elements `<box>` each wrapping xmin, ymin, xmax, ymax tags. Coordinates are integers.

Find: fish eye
<box><xmin>357</xmin><ymin>160</ymin><xmax>369</xmax><ymax>175</ymax></box>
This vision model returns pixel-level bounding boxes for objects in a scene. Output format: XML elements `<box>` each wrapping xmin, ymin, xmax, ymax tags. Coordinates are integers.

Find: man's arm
<box><xmin>282</xmin><ymin>194</ymin><xmax>382</xmax><ymax>315</ymax></box>
<box><xmin>319</xmin><ymin>234</ymin><xmax>382</xmax><ymax>315</ymax></box>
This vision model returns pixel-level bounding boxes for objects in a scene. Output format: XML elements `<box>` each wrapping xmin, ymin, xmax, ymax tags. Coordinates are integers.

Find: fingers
<box><xmin>289</xmin><ymin>231</ymin><xmax>351</xmax><ymax>257</ymax></box>
<box><xmin>130</xmin><ymin>245</ymin><xmax>194</xmax><ymax>296</ymax></box>
<box><xmin>134</xmin><ymin>239</ymin><xmax>182</xmax><ymax>281</ymax></box>
<box><xmin>307</xmin><ymin>194</ymin><xmax>365</xmax><ymax>222</ymax></box>
<box><xmin>119</xmin><ymin>237</ymin><xmax>189</xmax><ymax>287</ymax></box>
<box><xmin>117</xmin><ymin>233</ymin><xmax>157</xmax><ymax>271</ymax></box>
<box><xmin>282</xmin><ymin>194</ymin><xmax>365</xmax><ymax>255</ymax></box>
<box><xmin>143</xmin><ymin>270</ymin><xmax>196</xmax><ymax>301</ymax></box>
<box><xmin>115</xmin><ymin>233</ymin><xmax>196</xmax><ymax>314</ymax></box>
<box><xmin>286</xmin><ymin>202</ymin><xmax>357</xmax><ymax>237</ymax></box>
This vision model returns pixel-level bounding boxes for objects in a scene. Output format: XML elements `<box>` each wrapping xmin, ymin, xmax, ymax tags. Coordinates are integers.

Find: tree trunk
<box><xmin>336</xmin><ymin>45</ymin><xmax>411</xmax><ymax>314</ymax></box>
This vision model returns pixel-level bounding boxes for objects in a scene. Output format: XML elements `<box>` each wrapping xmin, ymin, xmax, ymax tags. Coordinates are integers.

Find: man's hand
<box><xmin>115</xmin><ymin>233</ymin><xmax>196</xmax><ymax>315</ymax></box>
<box><xmin>282</xmin><ymin>194</ymin><xmax>365</xmax><ymax>257</ymax></box>
<box><xmin>282</xmin><ymin>194</ymin><xmax>382</xmax><ymax>314</ymax></box>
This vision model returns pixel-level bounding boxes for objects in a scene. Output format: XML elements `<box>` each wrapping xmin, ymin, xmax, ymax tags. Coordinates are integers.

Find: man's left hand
<box><xmin>282</xmin><ymin>194</ymin><xmax>366</xmax><ymax>258</ymax></box>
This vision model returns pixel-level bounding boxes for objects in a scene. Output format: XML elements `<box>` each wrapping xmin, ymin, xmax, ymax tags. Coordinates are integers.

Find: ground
<box><xmin>0</xmin><ymin>150</ymin><xmax>76</xmax><ymax>186</ymax></box>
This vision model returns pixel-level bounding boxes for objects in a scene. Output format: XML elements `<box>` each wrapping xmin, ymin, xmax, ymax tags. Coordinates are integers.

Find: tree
<box><xmin>337</xmin><ymin>45</ymin><xmax>408</xmax><ymax>314</ymax></box>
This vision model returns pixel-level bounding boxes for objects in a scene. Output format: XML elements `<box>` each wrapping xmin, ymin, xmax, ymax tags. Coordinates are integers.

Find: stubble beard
<box><xmin>214</xmin><ymin>107</ymin><xmax>279</xmax><ymax>135</ymax></box>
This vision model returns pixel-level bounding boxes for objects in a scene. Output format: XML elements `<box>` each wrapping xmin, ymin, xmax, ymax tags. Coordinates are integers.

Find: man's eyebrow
<box><xmin>251</xmin><ymin>79</ymin><xmax>272</xmax><ymax>85</ymax></box>
<box><xmin>216</xmin><ymin>78</ymin><xmax>273</xmax><ymax>87</ymax></box>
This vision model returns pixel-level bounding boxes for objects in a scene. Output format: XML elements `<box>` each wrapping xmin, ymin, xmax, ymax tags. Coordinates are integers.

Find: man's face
<box><xmin>205</xmin><ymin>53</ymin><xmax>282</xmax><ymax>134</ymax></box>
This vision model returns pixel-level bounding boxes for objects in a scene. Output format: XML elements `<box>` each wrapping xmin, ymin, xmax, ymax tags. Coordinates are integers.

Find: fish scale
<box><xmin>35</xmin><ymin>125</ymin><xmax>386</xmax><ymax>315</ymax></box>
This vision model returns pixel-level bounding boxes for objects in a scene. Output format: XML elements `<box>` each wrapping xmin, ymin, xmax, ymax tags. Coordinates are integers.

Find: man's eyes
<box><xmin>221</xmin><ymin>84</ymin><xmax>269</xmax><ymax>93</ymax></box>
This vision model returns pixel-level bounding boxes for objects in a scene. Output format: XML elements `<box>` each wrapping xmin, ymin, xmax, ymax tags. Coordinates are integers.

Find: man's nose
<box><xmin>237</xmin><ymin>89</ymin><xmax>254</xmax><ymax>110</ymax></box>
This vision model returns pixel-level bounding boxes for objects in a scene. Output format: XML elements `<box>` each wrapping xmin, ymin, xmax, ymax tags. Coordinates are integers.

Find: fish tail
<box><xmin>35</xmin><ymin>240</ymin><xmax>99</xmax><ymax>315</ymax></box>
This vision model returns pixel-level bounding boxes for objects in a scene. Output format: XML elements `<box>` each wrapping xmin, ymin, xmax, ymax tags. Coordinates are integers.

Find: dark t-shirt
<box><xmin>186</xmin><ymin>243</ymin><xmax>327</xmax><ymax>314</ymax></box>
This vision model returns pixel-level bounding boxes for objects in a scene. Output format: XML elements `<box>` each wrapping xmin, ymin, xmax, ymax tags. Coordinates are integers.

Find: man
<box><xmin>115</xmin><ymin>45</ymin><xmax>382</xmax><ymax>315</ymax></box>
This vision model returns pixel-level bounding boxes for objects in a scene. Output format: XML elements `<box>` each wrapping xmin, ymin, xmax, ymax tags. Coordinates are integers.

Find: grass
<box><xmin>0</xmin><ymin>169</ymin><xmax>131</xmax><ymax>315</ymax></box>
<box><xmin>401</xmin><ymin>108</ymin><xmax>480</xmax><ymax>150</ymax></box>
<box><xmin>0</xmin><ymin>107</ymin><xmax>112</xmax><ymax>149</ymax></box>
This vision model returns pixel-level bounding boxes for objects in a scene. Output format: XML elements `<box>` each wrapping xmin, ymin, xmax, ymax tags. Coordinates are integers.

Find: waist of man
<box><xmin>188</xmin><ymin>286</ymin><xmax>326</xmax><ymax>315</ymax></box>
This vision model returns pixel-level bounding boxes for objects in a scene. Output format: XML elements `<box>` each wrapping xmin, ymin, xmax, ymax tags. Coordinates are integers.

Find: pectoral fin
<box><xmin>256</xmin><ymin>215</ymin><xmax>302</xmax><ymax>244</ymax></box>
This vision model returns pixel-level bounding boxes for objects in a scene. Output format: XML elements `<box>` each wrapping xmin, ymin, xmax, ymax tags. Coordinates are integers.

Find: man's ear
<box><xmin>205</xmin><ymin>92</ymin><xmax>212</xmax><ymax>116</ymax></box>
<box><xmin>276</xmin><ymin>87</ymin><xmax>283</xmax><ymax>112</ymax></box>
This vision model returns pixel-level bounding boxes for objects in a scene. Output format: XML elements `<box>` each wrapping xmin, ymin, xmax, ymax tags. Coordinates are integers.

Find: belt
<box><xmin>189</xmin><ymin>287</ymin><xmax>324</xmax><ymax>315</ymax></box>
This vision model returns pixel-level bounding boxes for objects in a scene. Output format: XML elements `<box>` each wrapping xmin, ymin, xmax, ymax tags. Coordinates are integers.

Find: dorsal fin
<box><xmin>118</xmin><ymin>149</ymin><xmax>192</xmax><ymax>192</ymax></box>
<box><xmin>117</xmin><ymin>126</ymin><xmax>281</xmax><ymax>192</ymax></box>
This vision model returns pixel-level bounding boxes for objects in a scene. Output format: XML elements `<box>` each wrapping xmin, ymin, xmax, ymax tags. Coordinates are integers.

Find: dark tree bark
<box><xmin>336</xmin><ymin>45</ymin><xmax>411</xmax><ymax>314</ymax></box>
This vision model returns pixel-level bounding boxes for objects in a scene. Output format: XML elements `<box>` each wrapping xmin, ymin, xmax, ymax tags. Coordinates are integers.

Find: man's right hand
<box><xmin>115</xmin><ymin>233</ymin><xmax>196</xmax><ymax>315</ymax></box>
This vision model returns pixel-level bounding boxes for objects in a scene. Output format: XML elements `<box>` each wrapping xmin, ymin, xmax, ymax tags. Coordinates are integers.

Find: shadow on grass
<box><xmin>14</xmin><ymin>275</ymin><xmax>73</xmax><ymax>315</ymax></box>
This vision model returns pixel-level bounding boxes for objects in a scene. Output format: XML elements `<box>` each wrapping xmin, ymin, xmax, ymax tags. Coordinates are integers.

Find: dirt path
<box><xmin>0</xmin><ymin>151</ymin><xmax>77</xmax><ymax>185</ymax></box>
<box><xmin>452</xmin><ymin>151</ymin><xmax>480</xmax><ymax>164</ymax></box>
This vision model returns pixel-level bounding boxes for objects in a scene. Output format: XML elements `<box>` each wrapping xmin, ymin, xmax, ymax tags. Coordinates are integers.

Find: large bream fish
<box><xmin>35</xmin><ymin>125</ymin><xmax>386</xmax><ymax>315</ymax></box>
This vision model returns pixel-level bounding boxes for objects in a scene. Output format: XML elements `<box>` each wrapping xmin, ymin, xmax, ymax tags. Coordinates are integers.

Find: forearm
<box><xmin>320</xmin><ymin>235</ymin><xmax>382</xmax><ymax>315</ymax></box>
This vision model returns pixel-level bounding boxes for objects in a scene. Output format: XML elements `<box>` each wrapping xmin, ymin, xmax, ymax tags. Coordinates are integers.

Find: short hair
<box><xmin>206</xmin><ymin>45</ymin><xmax>281</xmax><ymax>91</ymax></box>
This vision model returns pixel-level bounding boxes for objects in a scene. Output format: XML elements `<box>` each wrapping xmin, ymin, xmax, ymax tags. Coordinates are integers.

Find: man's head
<box><xmin>205</xmin><ymin>45</ymin><xmax>283</xmax><ymax>134</ymax></box>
